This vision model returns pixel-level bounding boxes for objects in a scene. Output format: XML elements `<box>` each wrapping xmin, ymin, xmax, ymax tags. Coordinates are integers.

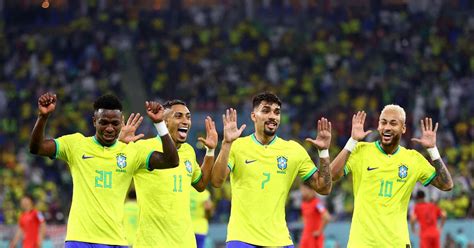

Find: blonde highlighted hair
<box><xmin>381</xmin><ymin>104</ymin><xmax>406</xmax><ymax>124</ymax></box>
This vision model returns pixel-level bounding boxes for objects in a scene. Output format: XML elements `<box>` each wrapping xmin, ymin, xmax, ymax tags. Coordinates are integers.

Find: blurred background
<box><xmin>0</xmin><ymin>0</ymin><xmax>473</xmax><ymax>247</ymax></box>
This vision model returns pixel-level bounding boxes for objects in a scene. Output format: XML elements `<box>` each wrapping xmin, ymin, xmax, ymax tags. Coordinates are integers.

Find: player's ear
<box><xmin>402</xmin><ymin>122</ymin><xmax>406</xmax><ymax>134</ymax></box>
<box><xmin>92</xmin><ymin>113</ymin><xmax>97</xmax><ymax>128</ymax></box>
<box><xmin>251</xmin><ymin>111</ymin><xmax>256</xmax><ymax>122</ymax></box>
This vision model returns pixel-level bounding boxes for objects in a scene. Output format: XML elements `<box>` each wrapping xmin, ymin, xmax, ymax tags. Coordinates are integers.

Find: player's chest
<box><xmin>235</xmin><ymin>149</ymin><xmax>297</xmax><ymax>176</ymax></box>
<box><xmin>360</xmin><ymin>155</ymin><xmax>414</xmax><ymax>182</ymax></box>
<box><xmin>73</xmin><ymin>147</ymin><xmax>134</xmax><ymax>175</ymax></box>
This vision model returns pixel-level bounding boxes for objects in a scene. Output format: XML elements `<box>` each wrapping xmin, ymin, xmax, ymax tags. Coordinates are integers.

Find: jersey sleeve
<box><xmin>413</xmin><ymin>151</ymin><xmax>436</xmax><ymax>186</ymax></box>
<box><xmin>293</xmin><ymin>141</ymin><xmax>318</xmax><ymax>181</ymax></box>
<box><xmin>53</xmin><ymin>133</ymin><xmax>83</xmax><ymax>164</ymax></box>
<box><xmin>227</xmin><ymin>142</ymin><xmax>237</xmax><ymax>172</ymax></box>
<box><xmin>315</xmin><ymin>201</ymin><xmax>326</xmax><ymax>213</ymax></box>
<box><xmin>135</xmin><ymin>137</ymin><xmax>163</xmax><ymax>171</ymax></box>
<box><xmin>344</xmin><ymin>142</ymin><xmax>364</xmax><ymax>176</ymax></box>
<box><xmin>191</xmin><ymin>151</ymin><xmax>203</xmax><ymax>185</ymax></box>
<box><xmin>36</xmin><ymin>211</ymin><xmax>45</xmax><ymax>223</ymax></box>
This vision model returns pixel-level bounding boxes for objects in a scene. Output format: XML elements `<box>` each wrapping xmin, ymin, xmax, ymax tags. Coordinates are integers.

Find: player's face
<box><xmin>251</xmin><ymin>101</ymin><xmax>281</xmax><ymax>137</ymax></box>
<box><xmin>20</xmin><ymin>197</ymin><xmax>33</xmax><ymax>211</ymax></box>
<box><xmin>300</xmin><ymin>184</ymin><xmax>315</xmax><ymax>201</ymax></box>
<box><xmin>165</xmin><ymin>104</ymin><xmax>192</xmax><ymax>144</ymax></box>
<box><xmin>377</xmin><ymin>109</ymin><xmax>406</xmax><ymax>147</ymax></box>
<box><xmin>93</xmin><ymin>109</ymin><xmax>122</xmax><ymax>146</ymax></box>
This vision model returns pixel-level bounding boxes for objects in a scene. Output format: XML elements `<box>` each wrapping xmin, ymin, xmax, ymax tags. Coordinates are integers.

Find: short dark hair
<box><xmin>252</xmin><ymin>92</ymin><xmax>282</xmax><ymax>109</ymax></box>
<box><xmin>163</xmin><ymin>99</ymin><xmax>187</xmax><ymax>109</ymax></box>
<box><xmin>22</xmin><ymin>194</ymin><xmax>35</xmax><ymax>203</ymax></box>
<box><xmin>93</xmin><ymin>94</ymin><xmax>122</xmax><ymax>111</ymax></box>
<box><xmin>416</xmin><ymin>190</ymin><xmax>425</xmax><ymax>200</ymax></box>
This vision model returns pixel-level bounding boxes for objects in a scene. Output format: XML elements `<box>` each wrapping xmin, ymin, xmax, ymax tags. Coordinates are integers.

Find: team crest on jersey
<box><xmin>277</xmin><ymin>156</ymin><xmax>288</xmax><ymax>174</ymax></box>
<box><xmin>398</xmin><ymin>165</ymin><xmax>408</xmax><ymax>179</ymax></box>
<box><xmin>185</xmin><ymin>160</ymin><xmax>193</xmax><ymax>175</ymax></box>
<box><xmin>116</xmin><ymin>153</ymin><xmax>127</xmax><ymax>172</ymax></box>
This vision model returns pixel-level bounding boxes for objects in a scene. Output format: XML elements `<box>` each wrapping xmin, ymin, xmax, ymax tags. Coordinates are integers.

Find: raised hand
<box><xmin>222</xmin><ymin>108</ymin><xmax>246</xmax><ymax>143</ymax></box>
<box><xmin>351</xmin><ymin>111</ymin><xmax>372</xmax><ymax>141</ymax></box>
<box><xmin>145</xmin><ymin>101</ymin><xmax>165</xmax><ymax>123</ymax></box>
<box><xmin>38</xmin><ymin>92</ymin><xmax>57</xmax><ymax>116</ymax></box>
<box><xmin>119</xmin><ymin>113</ymin><xmax>145</xmax><ymax>144</ymax></box>
<box><xmin>306</xmin><ymin>117</ymin><xmax>332</xmax><ymax>150</ymax></box>
<box><xmin>198</xmin><ymin>116</ymin><xmax>218</xmax><ymax>149</ymax></box>
<box><xmin>411</xmin><ymin>117</ymin><xmax>438</xmax><ymax>148</ymax></box>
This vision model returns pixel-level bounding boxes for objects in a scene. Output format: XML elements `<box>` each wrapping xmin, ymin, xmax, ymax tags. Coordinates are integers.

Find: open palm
<box><xmin>411</xmin><ymin>117</ymin><xmax>438</xmax><ymax>148</ymax></box>
<box><xmin>198</xmin><ymin>116</ymin><xmax>218</xmax><ymax>149</ymax></box>
<box><xmin>351</xmin><ymin>111</ymin><xmax>372</xmax><ymax>141</ymax></box>
<box><xmin>222</xmin><ymin>108</ymin><xmax>246</xmax><ymax>143</ymax></box>
<box><xmin>119</xmin><ymin>113</ymin><xmax>144</xmax><ymax>143</ymax></box>
<box><xmin>306</xmin><ymin>117</ymin><xmax>332</xmax><ymax>150</ymax></box>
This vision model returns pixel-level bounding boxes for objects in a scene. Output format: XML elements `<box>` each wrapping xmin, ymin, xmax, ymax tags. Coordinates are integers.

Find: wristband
<box><xmin>344</xmin><ymin>137</ymin><xmax>358</xmax><ymax>152</ymax></box>
<box><xmin>427</xmin><ymin>147</ymin><xmax>441</xmax><ymax>161</ymax></box>
<box><xmin>206</xmin><ymin>148</ymin><xmax>215</xmax><ymax>157</ymax></box>
<box><xmin>318</xmin><ymin>149</ymin><xmax>329</xmax><ymax>158</ymax></box>
<box><xmin>154</xmin><ymin>121</ymin><xmax>168</xmax><ymax>136</ymax></box>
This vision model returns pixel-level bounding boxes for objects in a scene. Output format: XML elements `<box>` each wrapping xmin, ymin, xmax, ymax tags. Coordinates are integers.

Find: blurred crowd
<box><xmin>0</xmin><ymin>0</ymin><xmax>473</xmax><ymax>227</ymax></box>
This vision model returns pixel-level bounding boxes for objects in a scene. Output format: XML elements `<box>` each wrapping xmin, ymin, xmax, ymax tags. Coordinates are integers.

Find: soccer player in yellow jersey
<box><xmin>119</xmin><ymin>99</ymin><xmax>218</xmax><ymax>248</ymax></box>
<box><xmin>330</xmin><ymin>105</ymin><xmax>454</xmax><ymax>247</ymax></box>
<box><xmin>211</xmin><ymin>92</ymin><xmax>333</xmax><ymax>248</ymax></box>
<box><xmin>123</xmin><ymin>189</ymin><xmax>139</xmax><ymax>246</ymax></box>
<box><xmin>190</xmin><ymin>188</ymin><xmax>214</xmax><ymax>248</ymax></box>
<box><xmin>29</xmin><ymin>92</ymin><xmax>179</xmax><ymax>248</ymax></box>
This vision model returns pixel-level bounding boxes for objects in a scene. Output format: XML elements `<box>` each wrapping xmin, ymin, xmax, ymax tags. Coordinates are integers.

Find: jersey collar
<box><xmin>375</xmin><ymin>140</ymin><xmax>400</xmax><ymax>156</ymax></box>
<box><xmin>251</xmin><ymin>133</ymin><xmax>278</xmax><ymax>146</ymax></box>
<box><xmin>92</xmin><ymin>136</ymin><xmax>118</xmax><ymax>148</ymax></box>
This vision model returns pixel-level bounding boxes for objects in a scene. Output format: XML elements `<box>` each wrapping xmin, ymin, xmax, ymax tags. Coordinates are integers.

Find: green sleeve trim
<box><xmin>227</xmin><ymin>163</ymin><xmax>233</xmax><ymax>172</ymax></box>
<box><xmin>343</xmin><ymin>166</ymin><xmax>349</xmax><ymax>176</ymax></box>
<box><xmin>52</xmin><ymin>139</ymin><xmax>59</xmax><ymax>159</ymax></box>
<box><xmin>302</xmin><ymin>167</ymin><xmax>318</xmax><ymax>181</ymax></box>
<box><xmin>423</xmin><ymin>171</ymin><xmax>437</xmax><ymax>186</ymax></box>
<box><xmin>146</xmin><ymin>151</ymin><xmax>154</xmax><ymax>171</ymax></box>
<box><xmin>192</xmin><ymin>173</ymin><xmax>203</xmax><ymax>185</ymax></box>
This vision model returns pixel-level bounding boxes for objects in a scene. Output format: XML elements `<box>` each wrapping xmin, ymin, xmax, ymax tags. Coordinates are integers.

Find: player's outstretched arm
<box><xmin>146</xmin><ymin>101</ymin><xmax>180</xmax><ymax>169</ymax></box>
<box><xmin>411</xmin><ymin>118</ymin><xmax>453</xmax><ymax>191</ymax></box>
<box><xmin>305</xmin><ymin>117</ymin><xmax>332</xmax><ymax>195</ymax></box>
<box><xmin>211</xmin><ymin>108</ymin><xmax>246</xmax><ymax>188</ymax></box>
<box><xmin>29</xmin><ymin>92</ymin><xmax>57</xmax><ymax>157</ymax></box>
<box><xmin>193</xmin><ymin>116</ymin><xmax>218</xmax><ymax>191</ymax></box>
<box><xmin>118</xmin><ymin>113</ymin><xmax>144</xmax><ymax>144</ymax></box>
<box><xmin>330</xmin><ymin>111</ymin><xmax>372</xmax><ymax>181</ymax></box>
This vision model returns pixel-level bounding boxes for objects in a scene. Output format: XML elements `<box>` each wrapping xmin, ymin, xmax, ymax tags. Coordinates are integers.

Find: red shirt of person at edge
<box><xmin>300</xmin><ymin>183</ymin><xmax>331</xmax><ymax>248</ymax></box>
<box><xmin>410</xmin><ymin>190</ymin><xmax>446</xmax><ymax>248</ymax></box>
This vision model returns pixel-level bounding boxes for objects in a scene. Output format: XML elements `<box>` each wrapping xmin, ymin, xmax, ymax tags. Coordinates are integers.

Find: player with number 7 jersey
<box><xmin>211</xmin><ymin>92</ymin><xmax>333</xmax><ymax>247</ymax></box>
<box><xmin>29</xmin><ymin>93</ymin><xmax>179</xmax><ymax>247</ymax></box>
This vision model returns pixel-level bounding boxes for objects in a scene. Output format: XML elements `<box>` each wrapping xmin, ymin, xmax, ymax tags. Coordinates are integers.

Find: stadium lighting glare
<box><xmin>41</xmin><ymin>0</ymin><xmax>50</xmax><ymax>9</ymax></box>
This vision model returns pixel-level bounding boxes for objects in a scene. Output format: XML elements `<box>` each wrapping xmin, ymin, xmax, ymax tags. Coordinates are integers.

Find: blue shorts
<box><xmin>65</xmin><ymin>241</ymin><xmax>128</xmax><ymax>248</ymax></box>
<box><xmin>195</xmin><ymin>234</ymin><xmax>206</xmax><ymax>248</ymax></box>
<box><xmin>226</xmin><ymin>240</ymin><xmax>294</xmax><ymax>248</ymax></box>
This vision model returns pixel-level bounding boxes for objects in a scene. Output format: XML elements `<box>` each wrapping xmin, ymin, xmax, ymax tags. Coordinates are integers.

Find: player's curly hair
<box><xmin>163</xmin><ymin>99</ymin><xmax>187</xmax><ymax>109</ymax></box>
<box><xmin>93</xmin><ymin>94</ymin><xmax>123</xmax><ymax>111</ymax></box>
<box><xmin>252</xmin><ymin>92</ymin><xmax>282</xmax><ymax>109</ymax></box>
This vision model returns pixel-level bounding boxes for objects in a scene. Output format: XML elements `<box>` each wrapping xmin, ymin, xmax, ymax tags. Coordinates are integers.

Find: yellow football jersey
<box><xmin>190</xmin><ymin>188</ymin><xmax>211</xmax><ymax>235</ymax></box>
<box><xmin>226</xmin><ymin>134</ymin><xmax>318</xmax><ymax>246</ymax></box>
<box><xmin>344</xmin><ymin>141</ymin><xmax>436</xmax><ymax>247</ymax></box>
<box><xmin>133</xmin><ymin>137</ymin><xmax>202</xmax><ymax>248</ymax></box>
<box><xmin>54</xmin><ymin>133</ymin><xmax>153</xmax><ymax>245</ymax></box>
<box><xmin>123</xmin><ymin>200</ymin><xmax>139</xmax><ymax>246</ymax></box>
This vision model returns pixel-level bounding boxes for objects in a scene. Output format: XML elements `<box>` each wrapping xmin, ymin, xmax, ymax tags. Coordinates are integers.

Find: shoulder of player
<box><xmin>56</xmin><ymin>132</ymin><xmax>86</xmax><ymax>141</ymax></box>
<box><xmin>231</xmin><ymin>135</ymin><xmax>252</xmax><ymax>147</ymax></box>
